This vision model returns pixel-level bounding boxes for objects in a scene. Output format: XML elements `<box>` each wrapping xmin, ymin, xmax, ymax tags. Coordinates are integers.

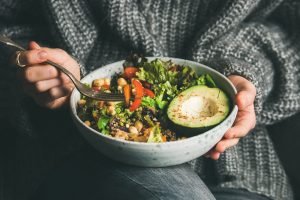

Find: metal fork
<box><xmin>0</xmin><ymin>35</ymin><xmax>125</xmax><ymax>101</ymax></box>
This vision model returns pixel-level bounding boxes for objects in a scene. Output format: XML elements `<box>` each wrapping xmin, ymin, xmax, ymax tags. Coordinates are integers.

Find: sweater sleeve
<box><xmin>0</xmin><ymin>0</ymin><xmax>87</xmax><ymax>135</ymax></box>
<box><xmin>191</xmin><ymin>1</ymin><xmax>300</xmax><ymax>125</ymax></box>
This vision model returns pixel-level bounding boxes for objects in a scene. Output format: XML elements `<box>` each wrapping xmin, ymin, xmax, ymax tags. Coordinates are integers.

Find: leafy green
<box><xmin>177</xmin><ymin>65</ymin><xmax>197</xmax><ymax>87</ymax></box>
<box><xmin>154</xmin><ymin>81</ymin><xmax>178</xmax><ymax>100</ymax></box>
<box><xmin>97</xmin><ymin>116</ymin><xmax>110</xmax><ymax>135</ymax></box>
<box><xmin>205</xmin><ymin>74</ymin><xmax>216</xmax><ymax>87</ymax></box>
<box><xmin>196</xmin><ymin>74</ymin><xmax>207</xmax><ymax>85</ymax></box>
<box><xmin>136</xmin><ymin>59</ymin><xmax>178</xmax><ymax>85</ymax></box>
<box><xmin>147</xmin><ymin>125</ymin><xmax>163</xmax><ymax>143</ymax></box>
<box><xmin>156</xmin><ymin>98</ymin><xmax>168</xmax><ymax>110</ymax></box>
<box><xmin>142</xmin><ymin>96</ymin><xmax>156</xmax><ymax>107</ymax></box>
<box><xmin>180</xmin><ymin>74</ymin><xmax>217</xmax><ymax>90</ymax></box>
<box><xmin>144</xmin><ymin>115</ymin><xmax>155</xmax><ymax>127</ymax></box>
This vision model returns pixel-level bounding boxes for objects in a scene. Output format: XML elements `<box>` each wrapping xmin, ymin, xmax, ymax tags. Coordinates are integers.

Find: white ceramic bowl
<box><xmin>70</xmin><ymin>57</ymin><xmax>238</xmax><ymax>167</ymax></box>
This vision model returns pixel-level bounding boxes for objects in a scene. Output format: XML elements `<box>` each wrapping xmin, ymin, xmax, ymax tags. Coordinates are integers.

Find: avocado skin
<box><xmin>166</xmin><ymin>117</ymin><xmax>214</xmax><ymax>137</ymax></box>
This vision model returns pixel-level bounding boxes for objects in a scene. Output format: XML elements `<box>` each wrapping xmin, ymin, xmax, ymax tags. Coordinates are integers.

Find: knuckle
<box><xmin>234</xmin><ymin>138</ymin><xmax>240</xmax><ymax>144</ymax></box>
<box><xmin>217</xmin><ymin>142</ymin><xmax>226</xmax><ymax>153</ymax></box>
<box><xmin>34</xmin><ymin>81</ymin><xmax>44</xmax><ymax>93</ymax></box>
<box><xmin>48</xmin><ymin>88</ymin><xmax>57</xmax><ymax>101</ymax></box>
<box><xmin>55</xmin><ymin>48</ymin><xmax>68</xmax><ymax>58</ymax></box>
<box><xmin>24</xmin><ymin>67</ymin><xmax>33</xmax><ymax>82</ymax></box>
<box><xmin>23</xmin><ymin>50</ymin><xmax>38</xmax><ymax>64</ymax></box>
<box><xmin>60</xmin><ymin>74</ymin><xmax>70</xmax><ymax>84</ymax></box>
<box><xmin>48</xmin><ymin>66</ymin><xmax>58</xmax><ymax>78</ymax></box>
<box><xmin>240</xmin><ymin>126</ymin><xmax>249</xmax><ymax>137</ymax></box>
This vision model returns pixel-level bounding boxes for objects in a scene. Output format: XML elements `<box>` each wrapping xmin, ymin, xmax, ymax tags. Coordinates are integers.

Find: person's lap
<box><xmin>31</xmin><ymin>147</ymin><xmax>270</xmax><ymax>200</ymax></box>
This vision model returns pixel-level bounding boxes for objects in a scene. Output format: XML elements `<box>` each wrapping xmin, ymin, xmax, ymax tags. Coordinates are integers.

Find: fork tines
<box><xmin>91</xmin><ymin>92</ymin><xmax>125</xmax><ymax>101</ymax></box>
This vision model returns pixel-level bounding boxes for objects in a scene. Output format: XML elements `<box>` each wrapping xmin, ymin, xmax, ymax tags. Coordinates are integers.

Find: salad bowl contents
<box><xmin>70</xmin><ymin>55</ymin><xmax>238</xmax><ymax>167</ymax></box>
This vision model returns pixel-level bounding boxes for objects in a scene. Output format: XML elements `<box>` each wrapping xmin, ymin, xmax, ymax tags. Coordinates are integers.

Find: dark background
<box><xmin>267</xmin><ymin>112</ymin><xmax>300</xmax><ymax>199</ymax></box>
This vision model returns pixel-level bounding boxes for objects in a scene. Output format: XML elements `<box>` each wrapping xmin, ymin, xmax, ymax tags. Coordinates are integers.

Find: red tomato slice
<box><xmin>132</xmin><ymin>79</ymin><xmax>144</xmax><ymax>99</ymax></box>
<box><xmin>129</xmin><ymin>98</ymin><xmax>142</xmax><ymax>112</ymax></box>
<box><xmin>144</xmin><ymin>88</ymin><xmax>155</xmax><ymax>98</ymax></box>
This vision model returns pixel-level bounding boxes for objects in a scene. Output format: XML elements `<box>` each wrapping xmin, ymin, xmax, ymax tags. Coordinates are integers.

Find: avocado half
<box><xmin>167</xmin><ymin>85</ymin><xmax>230</xmax><ymax>135</ymax></box>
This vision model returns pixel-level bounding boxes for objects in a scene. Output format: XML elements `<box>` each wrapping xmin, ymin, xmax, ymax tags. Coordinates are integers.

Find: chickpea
<box><xmin>84</xmin><ymin>120</ymin><xmax>91</xmax><ymax>127</ymax></box>
<box><xmin>132</xmin><ymin>88</ymin><xmax>136</xmax><ymax>95</ymax></box>
<box><xmin>104</xmin><ymin>78</ymin><xmax>111</xmax><ymax>86</ymax></box>
<box><xmin>134</xmin><ymin>121</ymin><xmax>143</xmax><ymax>132</ymax></box>
<box><xmin>98</xmin><ymin>101</ymin><xmax>105</xmax><ymax>108</ymax></box>
<box><xmin>134</xmin><ymin>136</ymin><xmax>147</xmax><ymax>142</ymax></box>
<box><xmin>115</xmin><ymin>130</ymin><xmax>129</xmax><ymax>140</ymax></box>
<box><xmin>93</xmin><ymin>86</ymin><xmax>101</xmax><ymax>91</ymax></box>
<box><xmin>107</xmin><ymin>105</ymin><xmax>116</xmax><ymax>115</ymax></box>
<box><xmin>107</xmin><ymin>101</ymin><xmax>115</xmax><ymax>106</ymax></box>
<box><xmin>77</xmin><ymin>99</ymin><xmax>86</xmax><ymax>107</ymax></box>
<box><xmin>92</xmin><ymin>78</ymin><xmax>104</xmax><ymax>87</ymax></box>
<box><xmin>117</xmin><ymin>78</ymin><xmax>127</xmax><ymax>87</ymax></box>
<box><xmin>117</xmin><ymin>85</ymin><xmax>123</xmax><ymax>92</ymax></box>
<box><xmin>92</xmin><ymin>111</ymin><xmax>98</xmax><ymax>120</ymax></box>
<box><xmin>129</xmin><ymin>126</ymin><xmax>139</xmax><ymax>135</ymax></box>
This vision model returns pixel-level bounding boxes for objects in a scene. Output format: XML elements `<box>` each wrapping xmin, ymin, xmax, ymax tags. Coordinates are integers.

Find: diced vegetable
<box><xmin>147</xmin><ymin>125</ymin><xmax>163</xmax><ymax>143</ymax></box>
<box><xmin>144</xmin><ymin>88</ymin><xmax>155</xmax><ymax>98</ymax></box>
<box><xmin>132</xmin><ymin>79</ymin><xmax>144</xmax><ymax>99</ymax></box>
<box><xmin>102</xmin><ymin>84</ymin><xmax>110</xmax><ymax>90</ymax></box>
<box><xmin>123</xmin><ymin>84</ymin><xmax>131</xmax><ymax>106</ymax></box>
<box><xmin>97</xmin><ymin>116</ymin><xmax>110</xmax><ymax>135</ymax></box>
<box><xmin>124</xmin><ymin>67</ymin><xmax>139</xmax><ymax>79</ymax></box>
<box><xmin>129</xmin><ymin>98</ymin><xmax>142</xmax><ymax>112</ymax></box>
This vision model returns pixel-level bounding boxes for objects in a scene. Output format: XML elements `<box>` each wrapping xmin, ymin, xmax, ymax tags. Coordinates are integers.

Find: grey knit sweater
<box><xmin>1</xmin><ymin>0</ymin><xmax>300</xmax><ymax>199</ymax></box>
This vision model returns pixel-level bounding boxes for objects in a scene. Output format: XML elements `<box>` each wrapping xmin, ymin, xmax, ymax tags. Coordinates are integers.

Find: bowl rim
<box><xmin>70</xmin><ymin>57</ymin><xmax>238</xmax><ymax>147</ymax></box>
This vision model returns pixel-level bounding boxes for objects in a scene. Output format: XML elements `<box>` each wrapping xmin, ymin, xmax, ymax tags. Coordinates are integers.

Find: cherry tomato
<box><xmin>123</xmin><ymin>67</ymin><xmax>139</xmax><ymax>79</ymax></box>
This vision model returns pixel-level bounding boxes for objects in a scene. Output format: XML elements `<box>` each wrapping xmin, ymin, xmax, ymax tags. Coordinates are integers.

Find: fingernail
<box><xmin>34</xmin><ymin>41</ymin><xmax>41</xmax><ymax>48</ymax></box>
<box><xmin>38</xmin><ymin>51</ymin><xmax>47</xmax><ymax>59</ymax></box>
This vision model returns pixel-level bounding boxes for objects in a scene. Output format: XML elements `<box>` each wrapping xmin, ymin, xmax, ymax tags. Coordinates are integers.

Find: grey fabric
<box><xmin>31</xmin><ymin>149</ymin><xmax>215</xmax><ymax>200</ymax></box>
<box><xmin>31</xmin><ymin>148</ymin><xmax>270</xmax><ymax>200</ymax></box>
<box><xmin>0</xmin><ymin>0</ymin><xmax>299</xmax><ymax>200</ymax></box>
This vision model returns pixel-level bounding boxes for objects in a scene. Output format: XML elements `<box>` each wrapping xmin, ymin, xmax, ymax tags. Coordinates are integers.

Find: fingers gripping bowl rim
<box><xmin>70</xmin><ymin>57</ymin><xmax>238</xmax><ymax>167</ymax></box>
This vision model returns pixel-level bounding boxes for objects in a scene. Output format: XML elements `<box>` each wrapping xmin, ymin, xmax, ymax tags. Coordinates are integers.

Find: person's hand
<box><xmin>205</xmin><ymin>75</ymin><xmax>256</xmax><ymax>160</ymax></box>
<box><xmin>16</xmin><ymin>41</ymin><xmax>80</xmax><ymax>109</ymax></box>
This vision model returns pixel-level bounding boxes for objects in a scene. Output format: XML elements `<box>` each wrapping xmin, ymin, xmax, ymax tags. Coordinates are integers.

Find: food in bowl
<box><xmin>77</xmin><ymin>54</ymin><xmax>230</xmax><ymax>143</ymax></box>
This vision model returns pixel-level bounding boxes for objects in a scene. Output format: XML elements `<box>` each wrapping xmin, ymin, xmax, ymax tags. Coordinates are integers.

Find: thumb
<box><xmin>228</xmin><ymin>75</ymin><xmax>256</xmax><ymax>110</ymax></box>
<box><xmin>28</xmin><ymin>41</ymin><xmax>41</xmax><ymax>50</ymax></box>
<box><xmin>236</xmin><ymin>90</ymin><xmax>255</xmax><ymax>110</ymax></box>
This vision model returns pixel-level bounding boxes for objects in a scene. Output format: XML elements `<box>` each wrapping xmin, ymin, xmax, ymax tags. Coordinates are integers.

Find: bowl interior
<box><xmin>70</xmin><ymin>57</ymin><xmax>237</xmax><ymax>146</ymax></box>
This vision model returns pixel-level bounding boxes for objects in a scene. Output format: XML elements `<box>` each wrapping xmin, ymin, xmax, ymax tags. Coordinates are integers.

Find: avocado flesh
<box><xmin>167</xmin><ymin>85</ymin><xmax>230</xmax><ymax>129</ymax></box>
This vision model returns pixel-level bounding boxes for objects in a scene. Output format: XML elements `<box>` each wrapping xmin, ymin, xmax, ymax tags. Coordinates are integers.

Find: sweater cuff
<box><xmin>70</xmin><ymin>55</ymin><xmax>87</xmax><ymax>77</ymax></box>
